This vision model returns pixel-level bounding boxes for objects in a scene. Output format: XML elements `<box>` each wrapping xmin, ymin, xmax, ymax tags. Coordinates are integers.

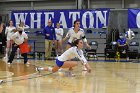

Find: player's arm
<box><xmin>80</xmin><ymin>54</ymin><xmax>91</xmax><ymax>73</ymax></box>
<box><xmin>76</xmin><ymin>50</ymin><xmax>91</xmax><ymax>73</ymax></box>
<box><xmin>81</xmin><ymin>32</ymin><xmax>90</xmax><ymax>48</ymax></box>
<box><xmin>24</xmin><ymin>25</ymin><xmax>29</xmax><ymax>29</ymax></box>
<box><xmin>60</xmin><ymin>28</ymin><xmax>64</xmax><ymax>37</ymax></box>
<box><xmin>10</xmin><ymin>33</ymin><xmax>17</xmax><ymax>44</ymax></box>
<box><xmin>23</xmin><ymin>32</ymin><xmax>28</xmax><ymax>43</ymax></box>
<box><xmin>62</xmin><ymin>30</ymin><xmax>70</xmax><ymax>42</ymax></box>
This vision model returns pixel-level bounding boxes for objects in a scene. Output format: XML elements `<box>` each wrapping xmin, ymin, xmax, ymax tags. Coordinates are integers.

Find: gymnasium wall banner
<box><xmin>128</xmin><ymin>9</ymin><xmax>140</xmax><ymax>28</ymax></box>
<box><xmin>11</xmin><ymin>9</ymin><xmax>110</xmax><ymax>29</ymax></box>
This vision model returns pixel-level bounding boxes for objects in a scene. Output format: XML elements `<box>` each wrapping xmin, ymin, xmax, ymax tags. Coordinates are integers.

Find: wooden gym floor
<box><xmin>0</xmin><ymin>59</ymin><xmax>140</xmax><ymax>93</ymax></box>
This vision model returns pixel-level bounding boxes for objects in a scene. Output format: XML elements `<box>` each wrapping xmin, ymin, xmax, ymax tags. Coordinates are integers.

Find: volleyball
<box><xmin>125</xmin><ymin>29</ymin><xmax>135</xmax><ymax>40</ymax></box>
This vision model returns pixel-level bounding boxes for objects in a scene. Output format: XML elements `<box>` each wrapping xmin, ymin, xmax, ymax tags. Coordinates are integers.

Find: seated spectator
<box><xmin>117</xmin><ymin>34</ymin><xmax>128</xmax><ymax>54</ymax></box>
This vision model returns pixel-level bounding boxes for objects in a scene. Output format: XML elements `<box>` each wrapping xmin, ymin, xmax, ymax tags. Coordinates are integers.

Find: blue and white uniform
<box><xmin>65</xmin><ymin>27</ymin><xmax>87</xmax><ymax>45</ymax></box>
<box><xmin>56</xmin><ymin>46</ymin><xmax>87</xmax><ymax>67</ymax></box>
<box><xmin>55</xmin><ymin>28</ymin><xmax>63</xmax><ymax>40</ymax></box>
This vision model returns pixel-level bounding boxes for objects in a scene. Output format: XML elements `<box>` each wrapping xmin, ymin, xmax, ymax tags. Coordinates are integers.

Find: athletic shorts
<box><xmin>56</xmin><ymin>59</ymin><xmax>64</xmax><ymax>67</ymax></box>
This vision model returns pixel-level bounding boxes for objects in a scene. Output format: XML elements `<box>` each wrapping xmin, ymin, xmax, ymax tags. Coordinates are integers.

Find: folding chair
<box><xmin>85</xmin><ymin>41</ymin><xmax>98</xmax><ymax>60</ymax></box>
<box><xmin>127</xmin><ymin>41</ymin><xmax>139</xmax><ymax>61</ymax></box>
<box><xmin>105</xmin><ymin>41</ymin><xmax>118</xmax><ymax>60</ymax></box>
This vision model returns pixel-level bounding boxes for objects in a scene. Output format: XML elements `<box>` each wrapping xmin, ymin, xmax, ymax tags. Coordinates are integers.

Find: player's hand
<box><xmin>84</xmin><ymin>63</ymin><xmax>91</xmax><ymax>73</ymax></box>
<box><xmin>86</xmin><ymin>43</ymin><xmax>91</xmax><ymax>49</ymax></box>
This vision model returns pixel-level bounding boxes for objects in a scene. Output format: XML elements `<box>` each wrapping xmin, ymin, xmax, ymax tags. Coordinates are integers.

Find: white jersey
<box><xmin>66</xmin><ymin>28</ymin><xmax>85</xmax><ymax>43</ymax></box>
<box><xmin>11</xmin><ymin>32</ymin><xmax>28</xmax><ymax>45</ymax></box>
<box><xmin>5</xmin><ymin>26</ymin><xmax>16</xmax><ymax>40</ymax></box>
<box><xmin>55</xmin><ymin>28</ymin><xmax>63</xmax><ymax>40</ymax></box>
<box><xmin>58</xmin><ymin>47</ymin><xmax>87</xmax><ymax>64</ymax></box>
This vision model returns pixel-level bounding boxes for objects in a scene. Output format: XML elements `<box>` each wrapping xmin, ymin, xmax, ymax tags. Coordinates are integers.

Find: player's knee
<box><xmin>52</xmin><ymin>69</ymin><xmax>58</xmax><ymax>73</ymax></box>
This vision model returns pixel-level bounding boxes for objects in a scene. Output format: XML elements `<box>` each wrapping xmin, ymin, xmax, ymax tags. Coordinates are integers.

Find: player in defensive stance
<box><xmin>36</xmin><ymin>39</ymin><xmax>91</xmax><ymax>73</ymax></box>
<box><xmin>63</xmin><ymin>20</ymin><xmax>90</xmax><ymax>50</ymax></box>
<box><xmin>63</xmin><ymin>20</ymin><xmax>90</xmax><ymax>70</ymax></box>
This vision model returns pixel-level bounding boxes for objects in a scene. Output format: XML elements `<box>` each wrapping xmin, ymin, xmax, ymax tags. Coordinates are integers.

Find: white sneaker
<box><xmin>0</xmin><ymin>80</ymin><xmax>3</xmax><ymax>84</ymax></box>
<box><xmin>36</xmin><ymin>67</ymin><xmax>43</xmax><ymax>73</ymax></box>
<box><xmin>25</xmin><ymin>62</ymin><xmax>30</xmax><ymax>67</ymax></box>
<box><xmin>7</xmin><ymin>63</ymin><xmax>11</xmax><ymax>65</ymax></box>
<box><xmin>17</xmin><ymin>55</ymin><xmax>20</xmax><ymax>58</ymax></box>
<box><xmin>82</xmin><ymin>66</ymin><xmax>87</xmax><ymax>71</ymax></box>
<box><xmin>26</xmin><ymin>62</ymin><xmax>30</xmax><ymax>65</ymax></box>
<box><xmin>3</xmin><ymin>56</ymin><xmax>8</xmax><ymax>62</ymax></box>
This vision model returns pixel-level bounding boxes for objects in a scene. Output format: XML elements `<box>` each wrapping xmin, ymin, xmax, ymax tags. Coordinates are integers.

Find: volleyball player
<box><xmin>36</xmin><ymin>39</ymin><xmax>91</xmax><ymax>73</ymax></box>
<box><xmin>55</xmin><ymin>23</ymin><xmax>64</xmax><ymax>56</ymax></box>
<box><xmin>63</xmin><ymin>20</ymin><xmax>90</xmax><ymax>50</ymax></box>
<box><xmin>7</xmin><ymin>28</ymin><xmax>29</xmax><ymax>65</ymax></box>
<box><xmin>16</xmin><ymin>22</ymin><xmax>30</xmax><ymax>58</ymax></box>
<box><xmin>4</xmin><ymin>20</ymin><xmax>16</xmax><ymax>60</ymax></box>
<box><xmin>63</xmin><ymin>20</ymin><xmax>90</xmax><ymax>71</ymax></box>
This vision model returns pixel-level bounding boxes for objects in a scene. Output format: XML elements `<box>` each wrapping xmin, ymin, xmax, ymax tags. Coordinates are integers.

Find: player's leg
<box><xmin>48</xmin><ymin>40</ymin><xmax>53</xmax><ymax>58</ymax></box>
<box><xmin>16</xmin><ymin>48</ymin><xmax>20</xmax><ymax>58</ymax></box>
<box><xmin>61</xmin><ymin>61</ymin><xmax>78</xmax><ymax>68</ymax></box>
<box><xmin>4</xmin><ymin>40</ymin><xmax>11</xmax><ymax>59</ymax></box>
<box><xmin>21</xmin><ymin>53</ymin><xmax>28</xmax><ymax>64</ymax></box>
<box><xmin>8</xmin><ymin>44</ymin><xmax>18</xmax><ymax>64</ymax></box>
<box><xmin>58</xmin><ymin>40</ymin><xmax>63</xmax><ymax>54</ymax></box>
<box><xmin>45</xmin><ymin>39</ymin><xmax>50</xmax><ymax>59</ymax></box>
<box><xmin>36</xmin><ymin>59</ymin><xmax>78</xmax><ymax>73</ymax></box>
<box><xmin>54</xmin><ymin>40</ymin><xmax>59</xmax><ymax>56</ymax></box>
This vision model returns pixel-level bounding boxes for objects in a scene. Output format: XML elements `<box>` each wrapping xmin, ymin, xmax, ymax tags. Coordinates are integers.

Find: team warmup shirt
<box><xmin>43</xmin><ymin>26</ymin><xmax>56</xmax><ymax>40</ymax></box>
<box><xmin>117</xmin><ymin>38</ymin><xmax>127</xmax><ymax>45</ymax></box>
<box><xmin>55</xmin><ymin>28</ymin><xmax>64</xmax><ymax>40</ymax></box>
<box><xmin>5</xmin><ymin>26</ymin><xmax>16</xmax><ymax>40</ymax></box>
<box><xmin>11</xmin><ymin>31</ymin><xmax>28</xmax><ymax>45</ymax></box>
<box><xmin>66</xmin><ymin>28</ymin><xmax>85</xmax><ymax>43</ymax></box>
<box><xmin>58</xmin><ymin>46</ymin><xmax>87</xmax><ymax>65</ymax></box>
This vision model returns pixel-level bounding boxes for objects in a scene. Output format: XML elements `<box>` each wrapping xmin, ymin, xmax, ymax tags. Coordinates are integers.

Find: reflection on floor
<box><xmin>0</xmin><ymin>59</ymin><xmax>140</xmax><ymax>93</ymax></box>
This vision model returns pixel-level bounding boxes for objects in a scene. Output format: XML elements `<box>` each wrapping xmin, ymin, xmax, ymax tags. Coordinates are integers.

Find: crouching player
<box><xmin>36</xmin><ymin>39</ymin><xmax>91</xmax><ymax>73</ymax></box>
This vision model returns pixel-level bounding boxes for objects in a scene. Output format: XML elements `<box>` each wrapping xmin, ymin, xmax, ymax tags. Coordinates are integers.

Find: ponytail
<box><xmin>72</xmin><ymin>39</ymin><xmax>82</xmax><ymax>47</ymax></box>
